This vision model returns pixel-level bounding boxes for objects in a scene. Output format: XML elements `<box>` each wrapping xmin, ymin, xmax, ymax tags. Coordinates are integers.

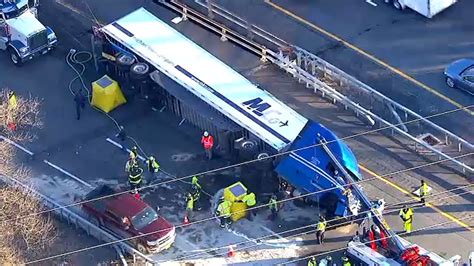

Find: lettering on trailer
<box><xmin>175</xmin><ymin>65</ymin><xmax>291</xmax><ymax>144</ymax></box>
<box><xmin>242</xmin><ymin>98</ymin><xmax>289</xmax><ymax>127</ymax></box>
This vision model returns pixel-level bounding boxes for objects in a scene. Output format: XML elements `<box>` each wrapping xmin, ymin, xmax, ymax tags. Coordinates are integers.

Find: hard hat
<box><xmin>342</xmin><ymin>256</ymin><xmax>349</xmax><ymax>261</ymax></box>
<box><xmin>132</xmin><ymin>146</ymin><xmax>138</xmax><ymax>150</ymax></box>
<box><xmin>133</xmin><ymin>188</ymin><xmax>139</xmax><ymax>194</ymax></box>
<box><xmin>203</xmin><ymin>131</ymin><xmax>209</xmax><ymax>137</ymax></box>
<box><xmin>149</xmin><ymin>156</ymin><xmax>155</xmax><ymax>160</ymax></box>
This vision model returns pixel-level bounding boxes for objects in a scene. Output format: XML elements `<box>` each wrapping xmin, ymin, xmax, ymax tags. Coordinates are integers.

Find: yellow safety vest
<box><xmin>187</xmin><ymin>196</ymin><xmax>194</xmax><ymax>210</ymax></box>
<box><xmin>317</xmin><ymin>220</ymin><xmax>327</xmax><ymax>231</ymax></box>
<box><xmin>217</xmin><ymin>200</ymin><xmax>232</xmax><ymax>218</ymax></box>
<box><xmin>8</xmin><ymin>94</ymin><xmax>17</xmax><ymax>109</ymax></box>
<box><xmin>269</xmin><ymin>198</ymin><xmax>278</xmax><ymax>210</ymax></box>
<box><xmin>399</xmin><ymin>208</ymin><xmax>413</xmax><ymax>223</ymax></box>
<box><xmin>243</xmin><ymin>193</ymin><xmax>256</xmax><ymax>207</ymax></box>
<box><xmin>420</xmin><ymin>183</ymin><xmax>429</xmax><ymax>196</ymax></box>
<box><xmin>146</xmin><ymin>159</ymin><xmax>160</xmax><ymax>172</ymax></box>
<box><xmin>307</xmin><ymin>258</ymin><xmax>317</xmax><ymax>266</ymax></box>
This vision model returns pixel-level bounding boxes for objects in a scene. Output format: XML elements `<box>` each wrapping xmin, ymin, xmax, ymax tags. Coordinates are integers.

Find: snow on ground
<box><xmin>29</xmin><ymin>174</ymin><xmax>93</xmax><ymax>205</ymax></box>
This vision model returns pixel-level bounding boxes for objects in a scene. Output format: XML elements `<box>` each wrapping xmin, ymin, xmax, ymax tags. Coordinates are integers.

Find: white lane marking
<box><xmin>43</xmin><ymin>159</ymin><xmax>94</xmax><ymax>189</ymax></box>
<box><xmin>366</xmin><ymin>0</ymin><xmax>377</xmax><ymax>6</ymax></box>
<box><xmin>0</xmin><ymin>135</ymin><xmax>34</xmax><ymax>156</ymax></box>
<box><xmin>106</xmin><ymin>138</ymin><xmax>146</xmax><ymax>161</ymax></box>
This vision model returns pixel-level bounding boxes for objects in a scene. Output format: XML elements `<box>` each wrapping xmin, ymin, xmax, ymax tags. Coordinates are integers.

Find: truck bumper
<box><xmin>20</xmin><ymin>41</ymin><xmax>57</xmax><ymax>62</ymax></box>
<box><xmin>147</xmin><ymin>231</ymin><xmax>176</xmax><ymax>253</ymax></box>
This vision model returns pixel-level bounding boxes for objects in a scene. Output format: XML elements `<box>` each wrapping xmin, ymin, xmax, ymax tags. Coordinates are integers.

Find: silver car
<box><xmin>444</xmin><ymin>59</ymin><xmax>474</xmax><ymax>94</ymax></box>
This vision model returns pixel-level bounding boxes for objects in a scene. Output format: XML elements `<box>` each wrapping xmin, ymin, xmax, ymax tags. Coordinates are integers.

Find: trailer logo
<box><xmin>242</xmin><ymin>98</ymin><xmax>288</xmax><ymax>127</ymax></box>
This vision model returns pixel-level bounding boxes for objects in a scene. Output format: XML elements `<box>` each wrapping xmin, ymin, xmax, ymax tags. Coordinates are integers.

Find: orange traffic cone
<box><xmin>227</xmin><ymin>245</ymin><xmax>235</xmax><ymax>257</ymax></box>
<box><xmin>183</xmin><ymin>215</ymin><xmax>189</xmax><ymax>225</ymax></box>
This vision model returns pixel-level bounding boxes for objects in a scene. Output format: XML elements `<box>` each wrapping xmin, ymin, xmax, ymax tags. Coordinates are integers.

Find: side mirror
<box><xmin>30</xmin><ymin>7</ymin><xmax>38</xmax><ymax>18</ymax></box>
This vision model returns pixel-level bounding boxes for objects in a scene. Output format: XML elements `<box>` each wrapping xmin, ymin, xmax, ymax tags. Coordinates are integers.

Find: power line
<box><xmin>170</xmin><ymin>186</ymin><xmax>473</xmax><ymax>263</ymax></box>
<box><xmin>281</xmin><ymin>214</ymin><xmax>473</xmax><ymax>265</ymax></box>
<box><xmin>23</xmin><ymin>157</ymin><xmax>473</xmax><ymax>264</ymax></box>
<box><xmin>1</xmin><ymin>105</ymin><xmax>471</xmax><ymax>224</ymax></box>
<box><xmin>170</xmin><ymin>186</ymin><xmax>473</xmax><ymax>262</ymax></box>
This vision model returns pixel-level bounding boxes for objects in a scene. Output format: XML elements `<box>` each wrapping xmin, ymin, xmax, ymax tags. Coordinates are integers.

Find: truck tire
<box><xmin>130</xmin><ymin>62</ymin><xmax>150</xmax><ymax>80</ymax></box>
<box><xmin>136</xmin><ymin>243</ymin><xmax>148</xmax><ymax>254</ymax></box>
<box><xmin>116</xmin><ymin>53</ymin><xmax>135</xmax><ymax>71</ymax></box>
<box><xmin>9</xmin><ymin>48</ymin><xmax>22</xmax><ymax>66</ymax></box>
<box><xmin>239</xmin><ymin>139</ymin><xmax>258</xmax><ymax>160</ymax></box>
<box><xmin>255</xmin><ymin>151</ymin><xmax>274</xmax><ymax>170</ymax></box>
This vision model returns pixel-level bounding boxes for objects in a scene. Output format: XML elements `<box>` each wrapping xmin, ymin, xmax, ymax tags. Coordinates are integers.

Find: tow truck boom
<box><xmin>317</xmin><ymin>134</ymin><xmax>405</xmax><ymax>255</ymax></box>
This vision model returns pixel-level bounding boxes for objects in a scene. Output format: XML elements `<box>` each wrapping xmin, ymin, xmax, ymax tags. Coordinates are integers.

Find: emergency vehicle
<box><xmin>0</xmin><ymin>0</ymin><xmax>57</xmax><ymax>66</ymax></box>
<box><xmin>93</xmin><ymin>8</ymin><xmax>460</xmax><ymax>265</ymax></box>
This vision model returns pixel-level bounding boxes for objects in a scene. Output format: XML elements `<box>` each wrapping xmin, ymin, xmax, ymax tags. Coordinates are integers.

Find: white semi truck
<box><xmin>0</xmin><ymin>0</ymin><xmax>57</xmax><ymax>66</ymax></box>
<box><xmin>384</xmin><ymin>0</ymin><xmax>458</xmax><ymax>18</ymax></box>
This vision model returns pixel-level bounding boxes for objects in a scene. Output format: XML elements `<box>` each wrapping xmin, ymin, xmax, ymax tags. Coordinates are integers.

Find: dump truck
<box><xmin>0</xmin><ymin>0</ymin><xmax>57</xmax><ymax>65</ymax></box>
<box><xmin>82</xmin><ymin>185</ymin><xmax>176</xmax><ymax>254</ymax></box>
<box><xmin>92</xmin><ymin>7</ymin><xmax>458</xmax><ymax>265</ymax></box>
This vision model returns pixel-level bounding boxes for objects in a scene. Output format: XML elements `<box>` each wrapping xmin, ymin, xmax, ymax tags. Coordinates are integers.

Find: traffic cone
<box><xmin>227</xmin><ymin>245</ymin><xmax>235</xmax><ymax>257</ymax></box>
<box><xmin>183</xmin><ymin>215</ymin><xmax>189</xmax><ymax>225</ymax></box>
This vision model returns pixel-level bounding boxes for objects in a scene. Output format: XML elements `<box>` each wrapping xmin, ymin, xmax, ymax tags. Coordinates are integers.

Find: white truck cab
<box><xmin>0</xmin><ymin>0</ymin><xmax>57</xmax><ymax>66</ymax></box>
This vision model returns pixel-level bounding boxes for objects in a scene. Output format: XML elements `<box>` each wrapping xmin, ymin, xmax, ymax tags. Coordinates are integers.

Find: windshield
<box><xmin>4</xmin><ymin>4</ymin><xmax>28</xmax><ymax>20</ymax></box>
<box><xmin>462</xmin><ymin>66</ymin><xmax>474</xmax><ymax>76</ymax></box>
<box><xmin>131</xmin><ymin>206</ymin><xmax>158</xmax><ymax>230</ymax></box>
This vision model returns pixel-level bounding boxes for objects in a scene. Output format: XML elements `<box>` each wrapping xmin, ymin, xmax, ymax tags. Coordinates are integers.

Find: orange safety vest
<box><xmin>201</xmin><ymin>135</ymin><xmax>214</xmax><ymax>149</ymax></box>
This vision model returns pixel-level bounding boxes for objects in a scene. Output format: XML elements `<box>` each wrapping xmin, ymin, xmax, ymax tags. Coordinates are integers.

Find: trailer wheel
<box><xmin>130</xmin><ymin>62</ymin><xmax>150</xmax><ymax>80</ymax></box>
<box><xmin>9</xmin><ymin>48</ymin><xmax>22</xmax><ymax>66</ymax></box>
<box><xmin>117</xmin><ymin>54</ymin><xmax>135</xmax><ymax>67</ymax></box>
<box><xmin>255</xmin><ymin>151</ymin><xmax>274</xmax><ymax>170</ymax></box>
<box><xmin>239</xmin><ymin>139</ymin><xmax>258</xmax><ymax>160</ymax></box>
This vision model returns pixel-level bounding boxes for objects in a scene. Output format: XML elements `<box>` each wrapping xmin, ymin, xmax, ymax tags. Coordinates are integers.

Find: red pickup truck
<box><xmin>82</xmin><ymin>185</ymin><xmax>175</xmax><ymax>254</ymax></box>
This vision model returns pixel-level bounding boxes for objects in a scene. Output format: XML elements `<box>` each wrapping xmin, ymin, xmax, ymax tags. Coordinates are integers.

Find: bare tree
<box><xmin>0</xmin><ymin>88</ymin><xmax>42</xmax><ymax>143</ymax></box>
<box><xmin>0</xmin><ymin>88</ymin><xmax>55</xmax><ymax>263</ymax></box>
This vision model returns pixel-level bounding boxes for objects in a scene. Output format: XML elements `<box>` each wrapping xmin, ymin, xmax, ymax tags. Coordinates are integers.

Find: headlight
<box><xmin>48</xmin><ymin>33</ymin><xmax>57</xmax><ymax>41</ymax></box>
<box><xmin>19</xmin><ymin>47</ymin><xmax>28</xmax><ymax>54</ymax></box>
<box><xmin>146</xmin><ymin>240</ymin><xmax>158</xmax><ymax>246</ymax></box>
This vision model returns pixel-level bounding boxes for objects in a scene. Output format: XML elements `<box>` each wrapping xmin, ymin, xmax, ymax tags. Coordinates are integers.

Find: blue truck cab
<box><xmin>276</xmin><ymin>121</ymin><xmax>361</xmax><ymax>217</ymax></box>
<box><xmin>0</xmin><ymin>0</ymin><xmax>57</xmax><ymax>66</ymax></box>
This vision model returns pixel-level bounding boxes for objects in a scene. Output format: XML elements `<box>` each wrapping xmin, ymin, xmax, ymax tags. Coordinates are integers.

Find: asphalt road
<box><xmin>0</xmin><ymin>0</ymin><xmax>472</xmax><ymax>264</ymax></box>
<box><xmin>212</xmin><ymin>0</ymin><xmax>474</xmax><ymax>143</ymax></box>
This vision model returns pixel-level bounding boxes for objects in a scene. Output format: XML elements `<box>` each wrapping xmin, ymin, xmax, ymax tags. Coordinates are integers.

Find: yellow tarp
<box><xmin>91</xmin><ymin>75</ymin><xmax>126</xmax><ymax>113</ymax></box>
<box><xmin>224</xmin><ymin>182</ymin><xmax>248</xmax><ymax>222</ymax></box>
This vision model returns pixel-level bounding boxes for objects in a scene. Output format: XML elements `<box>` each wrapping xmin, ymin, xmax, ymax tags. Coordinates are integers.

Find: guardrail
<box><xmin>156</xmin><ymin>0</ymin><xmax>473</xmax><ymax>173</ymax></box>
<box><xmin>0</xmin><ymin>174</ymin><xmax>155</xmax><ymax>265</ymax></box>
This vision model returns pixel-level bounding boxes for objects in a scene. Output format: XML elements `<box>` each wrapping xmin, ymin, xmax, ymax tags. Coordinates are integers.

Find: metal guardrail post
<box><xmin>206</xmin><ymin>0</ymin><xmax>214</xmax><ymax>19</ymax></box>
<box><xmin>220</xmin><ymin>28</ymin><xmax>228</xmax><ymax>41</ymax></box>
